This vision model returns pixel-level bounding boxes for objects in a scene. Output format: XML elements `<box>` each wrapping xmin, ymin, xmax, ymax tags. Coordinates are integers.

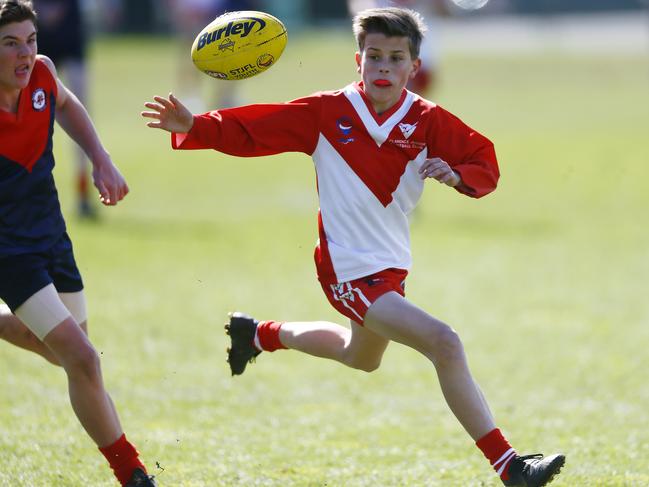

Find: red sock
<box><xmin>255</xmin><ymin>320</ymin><xmax>287</xmax><ymax>352</ymax></box>
<box><xmin>476</xmin><ymin>428</ymin><xmax>517</xmax><ymax>481</ymax></box>
<box><xmin>99</xmin><ymin>433</ymin><xmax>146</xmax><ymax>486</ymax></box>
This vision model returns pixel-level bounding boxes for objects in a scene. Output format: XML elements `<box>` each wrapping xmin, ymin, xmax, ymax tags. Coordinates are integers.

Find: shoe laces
<box><xmin>518</xmin><ymin>454</ymin><xmax>543</xmax><ymax>461</ymax></box>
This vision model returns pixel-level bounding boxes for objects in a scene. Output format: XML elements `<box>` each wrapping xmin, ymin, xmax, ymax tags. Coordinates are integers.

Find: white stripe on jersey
<box><xmin>343</xmin><ymin>84</ymin><xmax>418</xmax><ymax>146</ymax></box>
<box><xmin>314</xmin><ymin>134</ymin><xmax>428</xmax><ymax>283</ymax></box>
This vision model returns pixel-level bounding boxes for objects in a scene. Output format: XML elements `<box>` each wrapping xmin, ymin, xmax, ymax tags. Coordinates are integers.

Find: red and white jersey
<box><xmin>173</xmin><ymin>82</ymin><xmax>499</xmax><ymax>283</ymax></box>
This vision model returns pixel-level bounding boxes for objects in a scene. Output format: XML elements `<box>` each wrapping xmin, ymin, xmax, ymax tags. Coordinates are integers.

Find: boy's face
<box><xmin>0</xmin><ymin>20</ymin><xmax>37</xmax><ymax>93</ymax></box>
<box><xmin>355</xmin><ymin>33</ymin><xmax>420</xmax><ymax>114</ymax></box>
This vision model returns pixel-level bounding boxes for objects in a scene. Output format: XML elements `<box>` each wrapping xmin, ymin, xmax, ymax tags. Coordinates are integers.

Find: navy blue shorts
<box><xmin>0</xmin><ymin>233</ymin><xmax>84</xmax><ymax>312</ymax></box>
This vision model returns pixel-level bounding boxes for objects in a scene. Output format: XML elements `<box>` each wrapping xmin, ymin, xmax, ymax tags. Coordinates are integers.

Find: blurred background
<box><xmin>79</xmin><ymin>0</ymin><xmax>649</xmax><ymax>34</ymax></box>
<box><xmin>77</xmin><ymin>0</ymin><xmax>649</xmax><ymax>67</ymax></box>
<box><xmin>38</xmin><ymin>0</ymin><xmax>649</xmax><ymax>122</ymax></box>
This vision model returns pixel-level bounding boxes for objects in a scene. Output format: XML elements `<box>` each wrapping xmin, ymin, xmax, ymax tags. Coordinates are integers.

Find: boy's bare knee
<box><xmin>343</xmin><ymin>353</ymin><xmax>382</xmax><ymax>373</ymax></box>
<box><xmin>62</xmin><ymin>343</ymin><xmax>102</xmax><ymax>381</ymax></box>
<box><xmin>424</xmin><ymin>325</ymin><xmax>465</xmax><ymax>366</ymax></box>
<box><xmin>358</xmin><ymin>359</ymin><xmax>382</xmax><ymax>373</ymax></box>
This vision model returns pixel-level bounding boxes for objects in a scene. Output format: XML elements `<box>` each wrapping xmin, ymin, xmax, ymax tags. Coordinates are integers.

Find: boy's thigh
<box><xmin>346</xmin><ymin>319</ymin><xmax>390</xmax><ymax>363</ymax></box>
<box><xmin>320</xmin><ymin>268</ymin><xmax>408</xmax><ymax>325</ymax></box>
<box><xmin>364</xmin><ymin>291</ymin><xmax>451</xmax><ymax>349</ymax></box>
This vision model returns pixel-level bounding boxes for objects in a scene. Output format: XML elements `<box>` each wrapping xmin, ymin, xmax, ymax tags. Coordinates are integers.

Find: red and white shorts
<box><xmin>320</xmin><ymin>268</ymin><xmax>407</xmax><ymax>325</ymax></box>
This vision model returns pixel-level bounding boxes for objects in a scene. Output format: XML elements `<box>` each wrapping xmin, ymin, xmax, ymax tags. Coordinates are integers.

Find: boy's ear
<box><xmin>355</xmin><ymin>51</ymin><xmax>362</xmax><ymax>73</ymax></box>
<box><xmin>409</xmin><ymin>58</ymin><xmax>422</xmax><ymax>79</ymax></box>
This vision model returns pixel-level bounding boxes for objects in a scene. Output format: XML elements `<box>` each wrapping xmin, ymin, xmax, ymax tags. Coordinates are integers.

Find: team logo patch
<box><xmin>336</xmin><ymin>117</ymin><xmax>355</xmax><ymax>144</ymax></box>
<box><xmin>332</xmin><ymin>282</ymin><xmax>356</xmax><ymax>301</ymax></box>
<box><xmin>32</xmin><ymin>88</ymin><xmax>46</xmax><ymax>111</ymax></box>
<box><xmin>391</xmin><ymin>121</ymin><xmax>425</xmax><ymax>150</ymax></box>
<box><xmin>398</xmin><ymin>122</ymin><xmax>417</xmax><ymax>139</ymax></box>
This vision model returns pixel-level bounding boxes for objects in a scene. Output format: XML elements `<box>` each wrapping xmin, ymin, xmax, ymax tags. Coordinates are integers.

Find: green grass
<box><xmin>1</xmin><ymin>30</ymin><xmax>648</xmax><ymax>486</ymax></box>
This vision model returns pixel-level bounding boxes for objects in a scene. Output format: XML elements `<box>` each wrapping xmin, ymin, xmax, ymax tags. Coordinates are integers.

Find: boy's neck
<box><xmin>355</xmin><ymin>81</ymin><xmax>407</xmax><ymax>121</ymax></box>
<box><xmin>0</xmin><ymin>88</ymin><xmax>21</xmax><ymax>114</ymax></box>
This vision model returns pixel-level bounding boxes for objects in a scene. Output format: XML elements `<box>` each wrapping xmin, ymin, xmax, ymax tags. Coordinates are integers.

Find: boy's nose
<box><xmin>18</xmin><ymin>43</ymin><xmax>32</xmax><ymax>57</ymax></box>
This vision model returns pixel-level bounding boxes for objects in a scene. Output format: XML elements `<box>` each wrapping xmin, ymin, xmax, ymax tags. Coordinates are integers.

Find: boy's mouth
<box><xmin>373</xmin><ymin>79</ymin><xmax>392</xmax><ymax>87</ymax></box>
<box><xmin>15</xmin><ymin>63</ymin><xmax>30</xmax><ymax>76</ymax></box>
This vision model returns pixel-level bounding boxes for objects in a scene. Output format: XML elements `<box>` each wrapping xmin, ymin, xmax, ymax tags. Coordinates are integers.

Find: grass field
<box><xmin>1</xmin><ymin>28</ymin><xmax>648</xmax><ymax>486</ymax></box>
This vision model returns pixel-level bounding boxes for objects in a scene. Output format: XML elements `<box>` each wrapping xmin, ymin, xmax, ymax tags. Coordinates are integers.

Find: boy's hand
<box><xmin>90</xmin><ymin>152</ymin><xmax>129</xmax><ymax>206</ymax></box>
<box><xmin>419</xmin><ymin>157</ymin><xmax>461</xmax><ymax>187</ymax></box>
<box><xmin>142</xmin><ymin>93</ymin><xmax>194</xmax><ymax>133</ymax></box>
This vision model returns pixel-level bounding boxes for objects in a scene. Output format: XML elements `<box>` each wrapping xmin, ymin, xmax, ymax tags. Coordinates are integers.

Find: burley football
<box><xmin>191</xmin><ymin>10</ymin><xmax>288</xmax><ymax>81</ymax></box>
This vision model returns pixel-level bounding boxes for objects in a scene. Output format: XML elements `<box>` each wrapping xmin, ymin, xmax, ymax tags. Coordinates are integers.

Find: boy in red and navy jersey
<box><xmin>144</xmin><ymin>7</ymin><xmax>564</xmax><ymax>486</ymax></box>
<box><xmin>0</xmin><ymin>1</ymin><xmax>155</xmax><ymax>485</ymax></box>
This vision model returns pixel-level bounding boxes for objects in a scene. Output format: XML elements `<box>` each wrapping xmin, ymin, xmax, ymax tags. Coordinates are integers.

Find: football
<box><xmin>191</xmin><ymin>10</ymin><xmax>287</xmax><ymax>81</ymax></box>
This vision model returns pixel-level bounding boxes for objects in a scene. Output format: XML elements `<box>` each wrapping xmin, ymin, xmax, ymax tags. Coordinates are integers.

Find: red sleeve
<box><xmin>427</xmin><ymin>106</ymin><xmax>499</xmax><ymax>198</ymax></box>
<box><xmin>171</xmin><ymin>95</ymin><xmax>322</xmax><ymax>157</ymax></box>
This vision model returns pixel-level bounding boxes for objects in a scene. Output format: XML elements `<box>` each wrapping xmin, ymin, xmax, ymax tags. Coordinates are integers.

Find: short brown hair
<box><xmin>352</xmin><ymin>7</ymin><xmax>427</xmax><ymax>60</ymax></box>
<box><xmin>0</xmin><ymin>0</ymin><xmax>37</xmax><ymax>29</ymax></box>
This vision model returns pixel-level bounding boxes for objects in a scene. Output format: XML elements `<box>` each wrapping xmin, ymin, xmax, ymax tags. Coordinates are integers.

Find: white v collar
<box><xmin>343</xmin><ymin>83</ymin><xmax>416</xmax><ymax>147</ymax></box>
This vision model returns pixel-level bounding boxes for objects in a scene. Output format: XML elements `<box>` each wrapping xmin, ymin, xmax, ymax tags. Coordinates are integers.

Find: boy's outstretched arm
<box><xmin>142</xmin><ymin>93</ymin><xmax>194</xmax><ymax>134</ymax></box>
<box><xmin>40</xmin><ymin>55</ymin><xmax>128</xmax><ymax>206</ymax></box>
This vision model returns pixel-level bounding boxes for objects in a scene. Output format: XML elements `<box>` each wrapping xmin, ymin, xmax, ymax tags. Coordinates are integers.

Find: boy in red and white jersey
<box><xmin>143</xmin><ymin>7</ymin><xmax>564</xmax><ymax>486</ymax></box>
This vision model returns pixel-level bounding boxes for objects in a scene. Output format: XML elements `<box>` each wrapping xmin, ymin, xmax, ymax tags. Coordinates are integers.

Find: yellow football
<box><xmin>191</xmin><ymin>10</ymin><xmax>287</xmax><ymax>81</ymax></box>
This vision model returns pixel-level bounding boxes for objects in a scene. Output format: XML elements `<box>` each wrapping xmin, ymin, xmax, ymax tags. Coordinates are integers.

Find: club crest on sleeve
<box><xmin>31</xmin><ymin>88</ymin><xmax>47</xmax><ymax>111</ymax></box>
<box><xmin>336</xmin><ymin>117</ymin><xmax>355</xmax><ymax>144</ymax></box>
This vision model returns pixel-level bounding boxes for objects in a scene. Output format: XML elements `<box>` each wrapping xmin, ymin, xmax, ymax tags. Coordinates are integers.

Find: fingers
<box><xmin>95</xmin><ymin>180</ymin><xmax>111</xmax><ymax>205</ymax></box>
<box><xmin>142</xmin><ymin>96</ymin><xmax>176</xmax><ymax>130</ymax></box>
<box><xmin>438</xmin><ymin>171</ymin><xmax>459</xmax><ymax>186</ymax></box>
<box><xmin>142</xmin><ymin>102</ymin><xmax>164</xmax><ymax>113</ymax></box>
<box><xmin>419</xmin><ymin>158</ymin><xmax>447</xmax><ymax>179</ymax></box>
<box><xmin>141</xmin><ymin>111</ymin><xmax>161</xmax><ymax>121</ymax></box>
<box><xmin>141</xmin><ymin>108</ymin><xmax>166</xmax><ymax>129</ymax></box>
<box><xmin>95</xmin><ymin>175</ymin><xmax>128</xmax><ymax>206</ymax></box>
<box><xmin>154</xmin><ymin>95</ymin><xmax>175</xmax><ymax>110</ymax></box>
<box><xmin>140</xmin><ymin>112</ymin><xmax>164</xmax><ymax>129</ymax></box>
<box><xmin>141</xmin><ymin>98</ymin><xmax>170</xmax><ymax>120</ymax></box>
<box><xmin>169</xmin><ymin>92</ymin><xmax>187</xmax><ymax>112</ymax></box>
<box><xmin>419</xmin><ymin>158</ymin><xmax>459</xmax><ymax>186</ymax></box>
<box><xmin>105</xmin><ymin>184</ymin><xmax>118</xmax><ymax>206</ymax></box>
